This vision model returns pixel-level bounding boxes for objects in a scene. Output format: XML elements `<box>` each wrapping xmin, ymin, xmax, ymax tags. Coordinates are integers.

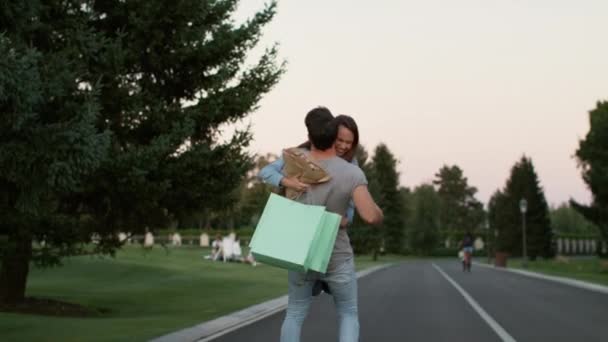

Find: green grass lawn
<box><xmin>488</xmin><ymin>257</ymin><xmax>608</xmax><ymax>287</ymax></box>
<box><xmin>0</xmin><ymin>246</ymin><xmax>402</xmax><ymax>342</ymax></box>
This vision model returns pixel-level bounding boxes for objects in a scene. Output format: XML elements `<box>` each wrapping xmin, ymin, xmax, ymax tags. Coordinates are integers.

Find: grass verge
<box><xmin>484</xmin><ymin>256</ymin><xmax>608</xmax><ymax>287</ymax></box>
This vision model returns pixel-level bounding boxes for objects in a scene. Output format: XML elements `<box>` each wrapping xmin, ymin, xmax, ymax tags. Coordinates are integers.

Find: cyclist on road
<box><xmin>460</xmin><ymin>232</ymin><xmax>474</xmax><ymax>272</ymax></box>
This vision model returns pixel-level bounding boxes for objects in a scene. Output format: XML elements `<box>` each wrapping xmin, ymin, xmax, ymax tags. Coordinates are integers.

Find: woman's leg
<box><xmin>280</xmin><ymin>271</ymin><xmax>314</xmax><ymax>342</ymax></box>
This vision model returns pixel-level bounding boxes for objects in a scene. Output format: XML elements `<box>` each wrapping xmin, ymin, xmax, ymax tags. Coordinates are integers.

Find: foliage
<box><xmin>0</xmin><ymin>2</ymin><xmax>112</xmax><ymax>303</ymax></box>
<box><xmin>571</xmin><ymin>101</ymin><xmax>608</xmax><ymax>247</ymax></box>
<box><xmin>406</xmin><ymin>184</ymin><xmax>441</xmax><ymax>255</ymax></box>
<box><xmin>349</xmin><ymin>145</ymin><xmax>383</xmax><ymax>256</ymax></box>
<box><xmin>433</xmin><ymin>164</ymin><xmax>485</xmax><ymax>231</ymax></box>
<box><xmin>0</xmin><ymin>0</ymin><xmax>283</xmax><ymax>304</ymax></box>
<box><xmin>231</xmin><ymin>153</ymin><xmax>278</xmax><ymax>228</ymax></box>
<box><xmin>368</xmin><ymin>144</ymin><xmax>406</xmax><ymax>253</ymax></box>
<box><xmin>551</xmin><ymin>202</ymin><xmax>600</xmax><ymax>236</ymax></box>
<box><xmin>490</xmin><ymin>156</ymin><xmax>553</xmax><ymax>259</ymax></box>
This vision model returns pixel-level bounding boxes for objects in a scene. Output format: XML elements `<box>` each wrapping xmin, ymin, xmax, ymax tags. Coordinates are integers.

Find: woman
<box><xmin>460</xmin><ymin>232</ymin><xmax>474</xmax><ymax>272</ymax></box>
<box><xmin>258</xmin><ymin>115</ymin><xmax>360</xmax><ymax>226</ymax></box>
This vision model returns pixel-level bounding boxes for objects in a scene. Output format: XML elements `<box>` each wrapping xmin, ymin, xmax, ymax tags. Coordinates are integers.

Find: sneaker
<box><xmin>312</xmin><ymin>280</ymin><xmax>323</xmax><ymax>296</ymax></box>
<box><xmin>321</xmin><ymin>281</ymin><xmax>331</xmax><ymax>295</ymax></box>
<box><xmin>312</xmin><ymin>280</ymin><xmax>332</xmax><ymax>296</ymax></box>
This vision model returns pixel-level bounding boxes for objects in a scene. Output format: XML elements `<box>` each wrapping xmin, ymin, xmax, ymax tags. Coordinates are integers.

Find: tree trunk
<box><xmin>0</xmin><ymin>234</ymin><xmax>32</xmax><ymax>305</ymax></box>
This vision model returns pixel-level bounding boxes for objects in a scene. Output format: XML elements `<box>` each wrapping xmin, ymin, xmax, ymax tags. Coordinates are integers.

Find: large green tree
<box><xmin>369</xmin><ymin>144</ymin><xmax>405</xmax><ymax>253</ymax></box>
<box><xmin>406</xmin><ymin>184</ymin><xmax>441</xmax><ymax>255</ymax></box>
<box><xmin>232</xmin><ymin>153</ymin><xmax>277</xmax><ymax>228</ymax></box>
<box><xmin>433</xmin><ymin>165</ymin><xmax>484</xmax><ymax>232</ymax></box>
<box><xmin>0</xmin><ymin>0</ymin><xmax>283</xmax><ymax>305</ymax></box>
<box><xmin>493</xmin><ymin>156</ymin><xmax>553</xmax><ymax>259</ymax></box>
<box><xmin>174</xmin><ymin>153</ymin><xmax>277</xmax><ymax>230</ymax></box>
<box><xmin>349</xmin><ymin>145</ymin><xmax>379</xmax><ymax>256</ymax></box>
<box><xmin>0</xmin><ymin>2</ymin><xmax>112</xmax><ymax>305</ymax></box>
<box><xmin>571</xmin><ymin>101</ymin><xmax>608</xmax><ymax>250</ymax></box>
<box><xmin>488</xmin><ymin>189</ymin><xmax>513</xmax><ymax>253</ymax></box>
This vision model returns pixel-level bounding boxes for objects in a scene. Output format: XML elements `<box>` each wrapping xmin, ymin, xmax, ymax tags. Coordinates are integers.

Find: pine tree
<box><xmin>495</xmin><ymin>156</ymin><xmax>553</xmax><ymax>258</ymax></box>
<box><xmin>0</xmin><ymin>0</ymin><xmax>283</xmax><ymax>305</ymax></box>
<box><xmin>369</xmin><ymin>144</ymin><xmax>405</xmax><ymax>253</ymax></box>
<box><xmin>406</xmin><ymin>184</ymin><xmax>441</xmax><ymax>255</ymax></box>
<box><xmin>488</xmin><ymin>190</ymin><xmax>513</xmax><ymax>253</ymax></box>
<box><xmin>0</xmin><ymin>2</ymin><xmax>112</xmax><ymax>305</ymax></box>
<box><xmin>349</xmin><ymin>145</ymin><xmax>382</xmax><ymax>258</ymax></box>
<box><xmin>433</xmin><ymin>165</ymin><xmax>484</xmax><ymax>232</ymax></box>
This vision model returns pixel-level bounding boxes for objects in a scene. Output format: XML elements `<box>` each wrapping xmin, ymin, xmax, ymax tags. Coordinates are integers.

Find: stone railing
<box><xmin>555</xmin><ymin>237</ymin><xmax>606</xmax><ymax>255</ymax></box>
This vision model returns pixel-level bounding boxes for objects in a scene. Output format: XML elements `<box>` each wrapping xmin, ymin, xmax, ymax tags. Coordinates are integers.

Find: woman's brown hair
<box><xmin>333</xmin><ymin>115</ymin><xmax>359</xmax><ymax>163</ymax></box>
<box><xmin>297</xmin><ymin>115</ymin><xmax>359</xmax><ymax>162</ymax></box>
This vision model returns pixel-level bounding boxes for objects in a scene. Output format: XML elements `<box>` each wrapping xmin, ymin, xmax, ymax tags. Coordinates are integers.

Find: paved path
<box><xmin>207</xmin><ymin>260</ymin><xmax>608</xmax><ymax>342</ymax></box>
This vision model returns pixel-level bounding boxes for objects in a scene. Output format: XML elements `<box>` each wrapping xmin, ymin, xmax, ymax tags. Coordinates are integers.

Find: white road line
<box><xmin>432</xmin><ymin>263</ymin><xmax>517</xmax><ymax>342</ymax></box>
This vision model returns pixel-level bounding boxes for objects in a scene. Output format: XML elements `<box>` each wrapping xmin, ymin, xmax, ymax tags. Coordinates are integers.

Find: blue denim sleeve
<box><xmin>257</xmin><ymin>157</ymin><xmax>285</xmax><ymax>187</ymax></box>
<box><xmin>346</xmin><ymin>200</ymin><xmax>355</xmax><ymax>225</ymax></box>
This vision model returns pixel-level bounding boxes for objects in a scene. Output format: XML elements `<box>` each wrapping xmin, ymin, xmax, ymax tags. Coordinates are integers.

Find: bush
<box><xmin>123</xmin><ymin>227</ymin><xmax>255</xmax><ymax>246</ymax></box>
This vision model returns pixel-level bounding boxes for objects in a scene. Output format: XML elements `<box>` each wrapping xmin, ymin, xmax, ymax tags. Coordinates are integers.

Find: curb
<box><xmin>474</xmin><ymin>262</ymin><xmax>608</xmax><ymax>295</ymax></box>
<box><xmin>150</xmin><ymin>263</ymin><xmax>394</xmax><ymax>342</ymax></box>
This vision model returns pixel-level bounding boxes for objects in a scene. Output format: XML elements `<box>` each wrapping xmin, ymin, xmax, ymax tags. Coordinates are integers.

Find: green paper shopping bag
<box><xmin>249</xmin><ymin>193</ymin><xmax>340</xmax><ymax>273</ymax></box>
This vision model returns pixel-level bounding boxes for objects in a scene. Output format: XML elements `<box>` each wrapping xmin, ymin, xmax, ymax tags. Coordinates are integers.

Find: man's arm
<box><xmin>352</xmin><ymin>185</ymin><xmax>383</xmax><ymax>225</ymax></box>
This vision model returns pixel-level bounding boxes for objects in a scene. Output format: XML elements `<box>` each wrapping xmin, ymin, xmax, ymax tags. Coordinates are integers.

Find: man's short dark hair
<box><xmin>305</xmin><ymin>106</ymin><xmax>337</xmax><ymax>151</ymax></box>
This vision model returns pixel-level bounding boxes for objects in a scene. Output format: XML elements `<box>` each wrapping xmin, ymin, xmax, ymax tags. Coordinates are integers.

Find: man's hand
<box><xmin>340</xmin><ymin>216</ymin><xmax>349</xmax><ymax>229</ymax></box>
<box><xmin>281</xmin><ymin>177</ymin><xmax>310</xmax><ymax>193</ymax></box>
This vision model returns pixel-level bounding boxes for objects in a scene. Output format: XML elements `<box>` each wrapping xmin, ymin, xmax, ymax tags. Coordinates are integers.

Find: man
<box><xmin>280</xmin><ymin>106</ymin><xmax>383</xmax><ymax>342</ymax></box>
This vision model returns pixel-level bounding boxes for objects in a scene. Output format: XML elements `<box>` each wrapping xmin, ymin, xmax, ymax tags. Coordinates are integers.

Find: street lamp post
<box><xmin>519</xmin><ymin>198</ymin><xmax>528</xmax><ymax>268</ymax></box>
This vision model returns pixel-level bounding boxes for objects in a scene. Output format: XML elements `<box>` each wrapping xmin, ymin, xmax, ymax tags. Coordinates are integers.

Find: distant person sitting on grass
<box><xmin>204</xmin><ymin>234</ymin><xmax>223</xmax><ymax>261</ymax></box>
<box><xmin>229</xmin><ymin>236</ymin><xmax>257</xmax><ymax>266</ymax></box>
<box><xmin>232</xmin><ymin>235</ymin><xmax>244</xmax><ymax>261</ymax></box>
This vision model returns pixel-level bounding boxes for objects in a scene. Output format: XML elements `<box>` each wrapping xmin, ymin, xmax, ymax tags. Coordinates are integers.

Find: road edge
<box><xmin>474</xmin><ymin>262</ymin><xmax>608</xmax><ymax>295</ymax></box>
<box><xmin>149</xmin><ymin>263</ymin><xmax>394</xmax><ymax>342</ymax></box>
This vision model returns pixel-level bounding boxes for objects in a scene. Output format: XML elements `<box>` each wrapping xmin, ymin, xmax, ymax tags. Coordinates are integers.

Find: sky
<box><xmin>227</xmin><ymin>0</ymin><xmax>608</xmax><ymax>207</ymax></box>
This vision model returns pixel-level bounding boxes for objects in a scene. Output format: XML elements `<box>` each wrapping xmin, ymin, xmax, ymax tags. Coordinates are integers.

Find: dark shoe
<box><xmin>312</xmin><ymin>280</ymin><xmax>332</xmax><ymax>296</ymax></box>
<box><xmin>321</xmin><ymin>281</ymin><xmax>331</xmax><ymax>295</ymax></box>
<box><xmin>312</xmin><ymin>280</ymin><xmax>323</xmax><ymax>296</ymax></box>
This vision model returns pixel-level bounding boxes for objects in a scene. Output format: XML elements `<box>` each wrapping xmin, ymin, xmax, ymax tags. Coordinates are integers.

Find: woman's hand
<box><xmin>340</xmin><ymin>216</ymin><xmax>349</xmax><ymax>228</ymax></box>
<box><xmin>281</xmin><ymin>177</ymin><xmax>310</xmax><ymax>193</ymax></box>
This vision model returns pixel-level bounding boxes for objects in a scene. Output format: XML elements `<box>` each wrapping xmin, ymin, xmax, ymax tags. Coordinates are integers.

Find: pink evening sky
<box><xmin>222</xmin><ymin>0</ymin><xmax>608</xmax><ymax>206</ymax></box>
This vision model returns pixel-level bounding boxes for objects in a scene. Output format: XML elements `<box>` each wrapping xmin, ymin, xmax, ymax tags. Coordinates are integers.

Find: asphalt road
<box><xmin>208</xmin><ymin>260</ymin><xmax>608</xmax><ymax>342</ymax></box>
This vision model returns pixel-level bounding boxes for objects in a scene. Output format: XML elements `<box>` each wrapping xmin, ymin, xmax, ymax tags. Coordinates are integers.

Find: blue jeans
<box><xmin>280</xmin><ymin>257</ymin><xmax>359</xmax><ymax>342</ymax></box>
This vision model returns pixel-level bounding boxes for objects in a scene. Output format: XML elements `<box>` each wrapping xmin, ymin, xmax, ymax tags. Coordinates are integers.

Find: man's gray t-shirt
<box><xmin>296</xmin><ymin>152</ymin><xmax>368</xmax><ymax>272</ymax></box>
